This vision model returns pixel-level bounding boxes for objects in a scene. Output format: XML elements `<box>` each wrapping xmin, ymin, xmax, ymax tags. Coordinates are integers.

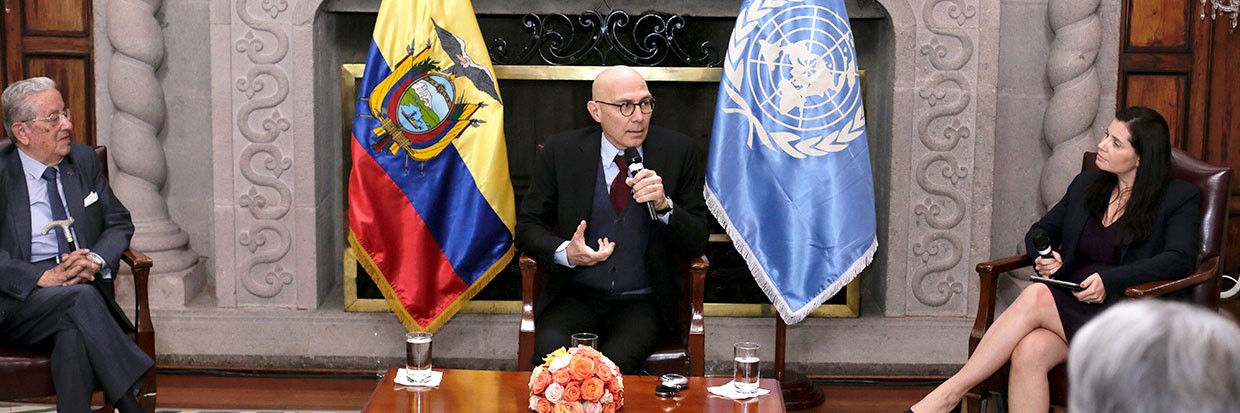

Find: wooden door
<box><xmin>2</xmin><ymin>0</ymin><xmax>95</xmax><ymax>145</ymax></box>
<box><xmin>1119</xmin><ymin>0</ymin><xmax>1240</xmax><ymax>278</ymax></box>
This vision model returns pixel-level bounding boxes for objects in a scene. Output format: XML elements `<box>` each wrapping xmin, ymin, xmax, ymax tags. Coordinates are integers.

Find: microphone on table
<box><xmin>623</xmin><ymin>147</ymin><xmax>659</xmax><ymax>221</ymax></box>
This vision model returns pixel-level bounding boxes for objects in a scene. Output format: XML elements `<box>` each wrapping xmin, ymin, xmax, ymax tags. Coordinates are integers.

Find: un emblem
<box><xmin>721</xmin><ymin>0</ymin><xmax>867</xmax><ymax>159</ymax></box>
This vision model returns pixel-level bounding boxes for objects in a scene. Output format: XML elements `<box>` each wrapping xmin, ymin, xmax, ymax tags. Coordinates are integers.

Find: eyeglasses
<box><xmin>593</xmin><ymin>99</ymin><xmax>655</xmax><ymax>116</ymax></box>
<box><xmin>19</xmin><ymin>109</ymin><xmax>71</xmax><ymax>125</ymax></box>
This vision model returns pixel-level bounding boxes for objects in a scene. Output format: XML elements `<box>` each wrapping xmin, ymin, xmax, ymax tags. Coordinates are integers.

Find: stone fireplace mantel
<box><xmin>64</xmin><ymin>0</ymin><xmax>1016</xmax><ymax>372</ymax></box>
<box><xmin>206</xmin><ymin>0</ymin><xmax>998</xmax><ymax>319</ymax></box>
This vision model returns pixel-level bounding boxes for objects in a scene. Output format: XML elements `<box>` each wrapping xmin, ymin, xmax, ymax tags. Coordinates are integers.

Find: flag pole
<box><xmin>776</xmin><ymin>317</ymin><xmax>825</xmax><ymax>409</ymax></box>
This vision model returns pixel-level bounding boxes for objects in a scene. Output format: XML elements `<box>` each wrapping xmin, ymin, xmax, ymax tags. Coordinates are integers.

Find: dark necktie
<box><xmin>610</xmin><ymin>154</ymin><xmax>631</xmax><ymax>215</ymax></box>
<box><xmin>42</xmin><ymin>166</ymin><xmax>71</xmax><ymax>254</ymax></box>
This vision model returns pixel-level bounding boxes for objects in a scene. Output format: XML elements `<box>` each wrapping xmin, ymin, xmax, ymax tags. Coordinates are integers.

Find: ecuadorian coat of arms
<box><xmin>366</xmin><ymin>22</ymin><xmax>499</xmax><ymax>162</ymax></box>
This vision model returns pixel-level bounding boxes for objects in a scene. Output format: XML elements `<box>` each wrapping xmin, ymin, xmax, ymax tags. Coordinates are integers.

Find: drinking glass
<box><xmin>405</xmin><ymin>331</ymin><xmax>433</xmax><ymax>382</ymax></box>
<box><xmin>732</xmin><ymin>342</ymin><xmax>760</xmax><ymax>394</ymax></box>
<box><xmin>571</xmin><ymin>332</ymin><xmax>598</xmax><ymax>349</ymax></box>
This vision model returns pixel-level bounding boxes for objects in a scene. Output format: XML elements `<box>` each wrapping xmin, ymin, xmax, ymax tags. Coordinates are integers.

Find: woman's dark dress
<box><xmin>1050</xmin><ymin>215</ymin><xmax>1124</xmax><ymax>342</ymax></box>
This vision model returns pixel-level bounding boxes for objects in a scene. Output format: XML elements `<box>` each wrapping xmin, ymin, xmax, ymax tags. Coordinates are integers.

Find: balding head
<box><xmin>587</xmin><ymin>66</ymin><xmax>653</xmax><ymax>150</ymax></box>
<box><xmin>592</xmin><ymin>66</ymin><xmax>646</xmax><ymax>101</ymax></box>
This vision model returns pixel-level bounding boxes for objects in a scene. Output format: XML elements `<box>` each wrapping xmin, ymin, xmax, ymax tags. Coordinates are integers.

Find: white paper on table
<box><xmin>394</xmin><ymin>369</ymin><xmax>443</xmax><ymax>387</ymax></box>
<box><xmin>707</xmin><ymin>381</ymin><xmax>771</xmax><ymax>400</ymax></box>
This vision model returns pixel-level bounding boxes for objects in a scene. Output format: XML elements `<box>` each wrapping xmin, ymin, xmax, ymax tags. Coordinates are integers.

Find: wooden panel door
<box><xmin>1201</xmin><ymin>15</ymin><xmax>1240</xmax><ymax>285</ymax></box>
<box><xmin>2</xmin><ymin>0</ymin><xmax>95</xmax><ymax>146</ymax></box>
<box><xmin>1119</xmin><ymin>0</ymin><xmax>1240</xmax><ymax>283</ymax></box>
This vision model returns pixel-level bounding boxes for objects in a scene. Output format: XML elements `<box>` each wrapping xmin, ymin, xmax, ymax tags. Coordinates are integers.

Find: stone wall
<box><xmin>85</xmin><ymin>0</ymin><xmax>1120</xmax><ymax>373</ymax></box>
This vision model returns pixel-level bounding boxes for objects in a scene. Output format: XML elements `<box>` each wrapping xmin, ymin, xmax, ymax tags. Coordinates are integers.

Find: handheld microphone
<box><xmin>1030</xmin><ymin>227</ymin><xmax>1057</xmax><ymax>277</ymax></box>
<box><xmin>1030</xmin><ymin>228</ymin><xmax>1054</xmax><ymax>260</ymax></box>
<box><xmin>623</xmin><ymin>147</ymin><xmax>659</xmax><ymax>221</ymax></box>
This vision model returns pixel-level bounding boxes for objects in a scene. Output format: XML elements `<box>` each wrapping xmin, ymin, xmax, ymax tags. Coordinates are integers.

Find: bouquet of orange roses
<box><xmin>528</xmin><ymin>345</ymin><xmax>624</xmax><ymax>413</ymax></box>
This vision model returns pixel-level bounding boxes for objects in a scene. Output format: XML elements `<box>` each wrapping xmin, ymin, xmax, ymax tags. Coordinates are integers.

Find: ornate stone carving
<box><xmin>238</xmin><ymin>224</ymin><xmax>293</xmax><ymax>298</ymax></box>
<box><xmin>107</xmin><ymin>0</ymin><xmax>203</xmax><ymax>306</ymax></box>
<box><xmin>908</xmin><ymin>0</ymin><xmax>979</xmax><ymax>313</ymax></box>
<box><xmin>230</xmin><ymin>0</ymin><xmax>294</xmax><ymax>304</ymax></box>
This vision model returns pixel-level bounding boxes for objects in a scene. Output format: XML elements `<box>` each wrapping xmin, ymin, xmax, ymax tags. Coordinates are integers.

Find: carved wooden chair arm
<box><xmin>120</xmin><ymin>248</ymin><xmax>154</xmax><ymax>351</ymax></box>
<box><xmin>970</xmin><ymin>254</ymin><xmax>1033</xmax><ymax>353</ymax></box>
<box><xmin>685</xmin><ymin>255</ymin><xmax>708</xmax><ymax>377</ymax></box>
<box><xmin>120</xmin><ymin>247</ymin><xmax>157</xmax><ymax>410</ymax></box>
<box><xmin>1125</xmin><ymin>256</ymin><xmax>1219</xmax><ymax>299</ymax></box>
<box><xmin>518</xmin><ymin>254</ymin><xmax>544</xmax><ymax>371</ymax></box>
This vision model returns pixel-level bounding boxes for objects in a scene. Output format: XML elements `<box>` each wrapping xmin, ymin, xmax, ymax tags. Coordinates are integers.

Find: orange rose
<box><xmin>607</xmin><ymin>377</ymin><xmax>621</xmax><ymax>391</ymax></box>
<box><xmin>602</xmin><ymin>403</ymin><xmax>617</xmax><ymax>413</ymax></box>
<box><xmin>569</xmin><ymin>354</ymin><xmax>597</xmax><ymax>381</ymax></box>
<box><xmin>554</xmin><ymin>401</ymin><xmax>584</xmax><ymax>413</ymax></box>
<box><xmin>594</xmin><ymin>362</ymin><xmax>613</xmax><ymax>381</ymax></box>
<box><xmin>552</xmin><ymin>369</ymin><xmax>571</xmax><ymax>385</ymax></box>
<box><xmin>533</xmin><ymin>370</ymin><xmax>553</xmax><ymax>394</ymax></box>
<box><xmin>537</xmin><ymin>398</ymin><xmax>554</xmax><ymax>413</ymax></box>
<box><xmin>581</xmin><ymin>378</ymin><xmax>605</xmax><ymax>402</ymax></box>
<box><xmin>563</xmin><ymin>382</ymin><xmax>582</xmax><ymax>402</ymax></box>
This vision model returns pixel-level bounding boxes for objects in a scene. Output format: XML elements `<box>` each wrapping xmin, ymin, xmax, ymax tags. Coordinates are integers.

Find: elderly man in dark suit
<box><xmin>517</xmin><ymin>66</ymin><xmax>710</xmax><ymax>374</ymax></box>
<box><xmin>0</xmin><ymin>77</ymin><xmax>152</xmax><ymax>413</ymax></box>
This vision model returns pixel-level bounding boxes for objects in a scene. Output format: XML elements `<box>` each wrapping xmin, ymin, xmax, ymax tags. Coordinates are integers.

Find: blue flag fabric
<box><xmin>706</xmin><ymin>0</ymin><xmax>877</xmax><ymax>324</ymax></box>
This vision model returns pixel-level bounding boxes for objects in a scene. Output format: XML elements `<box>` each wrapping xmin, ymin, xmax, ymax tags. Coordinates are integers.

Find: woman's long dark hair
<box><xmin>1085</xmin><ymin>106</ymin><xmax>1173</xmax><ymax>247</ymax></box>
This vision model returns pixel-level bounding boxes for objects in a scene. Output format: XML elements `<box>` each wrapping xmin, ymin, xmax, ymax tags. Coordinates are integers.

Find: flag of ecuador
<box><xmin>349</xmin><ymin>0</ymin><xmax>515</xmax><ymax>333</ymax></box>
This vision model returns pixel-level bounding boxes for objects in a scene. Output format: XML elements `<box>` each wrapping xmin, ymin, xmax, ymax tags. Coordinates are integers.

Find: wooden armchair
<box><xmin>517</xmin><ymin>254</ymin><xmax>708</xmax><ymax>376</ymax></box>
<box><xmin>0</xmin><ymin>144</ymin><xmax>157</xmax><ymax>412</ymax></box>
<box><xmin>967</xmin><ymin>148</ymin><xmax>1232</xmax><ymax>412</ymax></box>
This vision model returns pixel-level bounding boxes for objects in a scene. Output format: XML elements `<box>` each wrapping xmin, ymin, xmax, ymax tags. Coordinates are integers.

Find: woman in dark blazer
<box><xmin>909</xmin><ymin>107</ymin><xmax>1201</xmax><ymax>413</ymax></box>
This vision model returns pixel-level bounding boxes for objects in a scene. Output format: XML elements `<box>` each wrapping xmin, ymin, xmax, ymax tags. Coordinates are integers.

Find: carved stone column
<box><xmin>107</xmin><ymin>0</ymin><xmax>205</xmax><ymax>307</ymax></box>
<box><xmin>1040</xmin><ymin>0</ymin><xmax>1102</xmax><ymax>208</ymax></box>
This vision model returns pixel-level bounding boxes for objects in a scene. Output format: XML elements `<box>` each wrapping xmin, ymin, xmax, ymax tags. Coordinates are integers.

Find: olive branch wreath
<box><xmin>719</xmin><ymin>0</ymin><xmax>866</xmax><ymax>159</ymax></box>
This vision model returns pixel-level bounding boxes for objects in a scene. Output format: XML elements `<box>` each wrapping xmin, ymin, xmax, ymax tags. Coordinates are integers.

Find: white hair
<box><xmin>1069</xmin><ymin>300</ymin><xmax>1240</xmax><ymax>413</ymax></box>
<box><xmin>2</xmin><ymin>76</ymin><xmax>56</xmax><ymax>139</ymax></box>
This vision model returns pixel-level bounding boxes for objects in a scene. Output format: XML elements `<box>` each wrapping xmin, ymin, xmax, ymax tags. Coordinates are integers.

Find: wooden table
<box><xmin>363</xmin><ymin>367</ymin><xmax>785</xmax><ymax>412</ymax></box>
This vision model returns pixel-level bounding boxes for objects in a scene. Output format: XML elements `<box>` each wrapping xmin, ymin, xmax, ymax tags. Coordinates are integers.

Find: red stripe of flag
<box><xmin>348</xmin><ymin>137</ymin><xmax>467</xmax><ymax>327</ymax></box>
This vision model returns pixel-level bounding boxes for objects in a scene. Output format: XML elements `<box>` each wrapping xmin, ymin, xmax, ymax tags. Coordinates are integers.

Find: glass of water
<box><xmin>405</xmin><ymin>331</ymin><xmax>433</xmax><ymax>383</ymax></box>
<box><xmin>571</xmin><ymin>332</ymin><xmax>598</xmax><ymax>349</ymax></box>
<box><xmin>733</xmin><ymin>342</ymin><xmax>760</xmax><ymax>395</ymax></box>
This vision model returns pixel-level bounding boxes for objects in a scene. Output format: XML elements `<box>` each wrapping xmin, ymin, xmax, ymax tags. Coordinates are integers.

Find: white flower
<box><xmin>548</xmin><ymin>353</ymin><xmax>571</xmax><ymax>371</ymax></box>
<box><xmin>529</xmin><ymin>396</ymin><xmax>541</xmax><ymax>410</ymax></box>
<box><xmin>600</xmin><ymin>391</ymin><xmax>614</xmax><ymax>404</ymax></box>
<box><xmin>601</xmin><ymin>357</ymin><xmax>619</xmax><ymax>372</ymax></box>
<box><xmin>582</xmin><ymin>401</ymin><xmax>602</xmax><ymax>413</ymax></box>
<box><xmin>545</xmin><ymin>382</ymin><xmax>564</xmax><ymax>403</ymax></box>
<box><xmin>529</xmin><ymin>366</ymin><xmax>544</xmax><ymax>388</ymax></box>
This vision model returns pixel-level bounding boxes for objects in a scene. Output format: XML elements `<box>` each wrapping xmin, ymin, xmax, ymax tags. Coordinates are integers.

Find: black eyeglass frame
<box><xmin>592</xmin><ymin>99</ymin><xmax>655</xmax><ymax>116</ymax></box>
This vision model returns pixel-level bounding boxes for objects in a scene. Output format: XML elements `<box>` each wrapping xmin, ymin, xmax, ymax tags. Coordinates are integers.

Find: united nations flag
<box><xmin>349</xmin><ymin>0</ymin><xmax>515</xmax><ymax>333</ymax></box>
<box><xmin>706</xmin><ymin>0</ymin><xmax>877</xmax><ymax>324</ymax></box>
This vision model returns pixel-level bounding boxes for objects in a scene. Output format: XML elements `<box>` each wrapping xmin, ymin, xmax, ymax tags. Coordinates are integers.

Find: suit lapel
<box><xmin>567</xmin><ymin>130</ymin><xmax>601</xmax><ymax>220</ymax></box>
<box><xmin>641</xmin><ymin>129</ymin><xmax>669</xmax><ymax>190</ymax></box>
<box><xmin>4</xmin><ymin>148</ymin><xmax>33</xmax><ymax>260</ymax></box>
<box><xmin>1062</xmin><ymin>186</ymin><xmax>1088</xmax><ymax>268</ymax></box>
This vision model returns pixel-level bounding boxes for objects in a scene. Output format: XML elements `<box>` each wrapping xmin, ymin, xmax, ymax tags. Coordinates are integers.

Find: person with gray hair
<box><xmin>1070</xmin><ymin>300</ymin><xmax>1240</xmax><ymax>413</ymax></box>
<box><xmin>0</xmin><ymin>77</ymin><xmax>151</xmax><ymax>412</ymax></box>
